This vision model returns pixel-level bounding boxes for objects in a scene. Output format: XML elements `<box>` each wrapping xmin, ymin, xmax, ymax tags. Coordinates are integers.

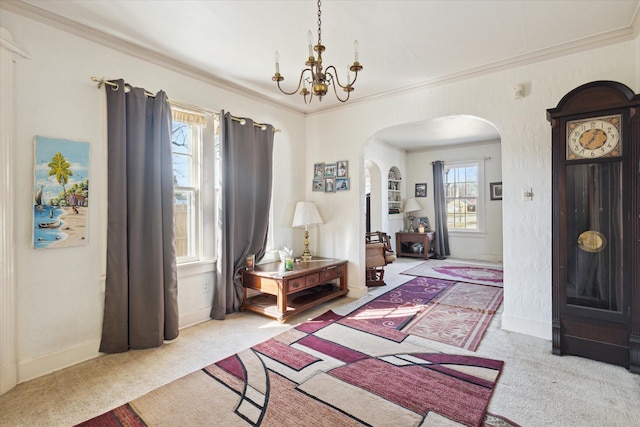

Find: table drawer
<box><xmin>320</xmin><ymin>265</ymin><xmax>345</xmax><ymax>282</ymax></box>
<box><xmin>305</xmin><ymin>273</ymin><xmax>320</xmax><ymax>288</ymax></box>
<box><xmin>287</xmin><ymin>272</ymin><xmax>320</xmax><ymax>293</ymax></box>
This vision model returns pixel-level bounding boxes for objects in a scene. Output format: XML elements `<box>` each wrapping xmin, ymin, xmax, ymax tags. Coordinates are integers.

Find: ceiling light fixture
<box><xmin>272</xmin><ymin>0</ymin><xmax>363</xmax><ymax>104</ymax></box>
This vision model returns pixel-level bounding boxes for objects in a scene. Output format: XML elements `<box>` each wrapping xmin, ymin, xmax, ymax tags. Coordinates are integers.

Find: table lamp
<box><xmin>404</xmin><ymin>197</ymin><xmax>422</xmax><ymax>232</ymax></box>
<box><xmin>292</xmin><ymin>201</ymin><xmax>324</xmax><ymax>261</ymax></box>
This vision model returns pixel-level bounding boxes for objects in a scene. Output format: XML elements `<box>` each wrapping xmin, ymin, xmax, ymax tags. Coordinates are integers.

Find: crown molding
<box><xmin>0</xmin><ymin>0</ymin><xmax>305</xmax><ymax>116</ymax></box>
<box><xmin>2</xmin><ymin>0</ymin><xmax>638</xmax><ymax>117</ymax></box>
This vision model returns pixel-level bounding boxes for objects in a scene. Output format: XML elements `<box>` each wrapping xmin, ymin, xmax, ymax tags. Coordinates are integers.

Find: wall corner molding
<box><xmin>0</xmin><ymin>26</ymin><xmax>27</xmax><ymax>396</ymax></box>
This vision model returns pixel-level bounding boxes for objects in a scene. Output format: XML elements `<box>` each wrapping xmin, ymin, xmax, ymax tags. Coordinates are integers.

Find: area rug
<box><xmin>77</xmin><ymin>308</ymin><xmax>508</xmax><ymax>427</ymax></box>
<box><xmin>337</xmin><ymin>276</ymin><xmax>455</xmax><ymax>341</ymax></box>
<box><xmin>403</xmin><ymin>283</ymin><xmax>504</xmax><ymax>351</ymax></box>
<box><xmin>401</xmin><ymin>259</ymin><xmax>503</xmax><ymax>287</ymax></box>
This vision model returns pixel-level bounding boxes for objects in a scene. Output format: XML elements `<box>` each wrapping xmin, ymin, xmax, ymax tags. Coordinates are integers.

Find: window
<box><xmin>444</xmin><ymin>160</ymin><xmax>483</xmax><ymax>232</ymax></box>
<box><xmin>171</xmin><ymin>109</ymin><xmax>209</xmax><ymax>263</ymax></box>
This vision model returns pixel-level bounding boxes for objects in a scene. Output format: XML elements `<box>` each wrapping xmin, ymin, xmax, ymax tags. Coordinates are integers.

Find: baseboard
<box><xmin>348</xmin><ymin>285</ymin><xmax>368</xmax><ymax>299</ymax></box>
<box><xmin>179</xmin><ymin>306</ymin><xmax>213</xmax><ymax>329</ymax></box>
<box><xmin>1</xmin><ymin>362</ymin><xmax>18</xmax><ymax>395</ymax></box>
<box><xmin>16</xmin><ymin>307</ymin><xmax>212</xmax><ymax>385</ymax></box>
<box><xmin>501</xmin><ymin>313</ymin><xmax>551</xmax><ymax>340</ymax></box>
<box><xmin>17</xmin><ymin>339</ymin><xmax>101</xmax><ymax>384</ymax></box>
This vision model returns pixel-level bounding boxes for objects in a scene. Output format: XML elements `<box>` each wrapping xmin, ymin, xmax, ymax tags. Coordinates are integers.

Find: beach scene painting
<box><xmin>33</xmin><ymin>136</ymin><xmax>89</xmax><ymax>249</ymax></box>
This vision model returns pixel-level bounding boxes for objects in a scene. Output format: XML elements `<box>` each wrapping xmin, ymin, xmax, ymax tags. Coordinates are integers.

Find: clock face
<box><xmin>566</xmin><ymin>114</ymin><xmax>622</xmax><ymax>160</ymax></box>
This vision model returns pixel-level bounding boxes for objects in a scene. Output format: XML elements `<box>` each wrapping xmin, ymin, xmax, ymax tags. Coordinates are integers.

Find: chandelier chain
<box><xmin>317</xmin><ymin>0</ymin><xmax>322</xmax><ymax>45</ymax></box>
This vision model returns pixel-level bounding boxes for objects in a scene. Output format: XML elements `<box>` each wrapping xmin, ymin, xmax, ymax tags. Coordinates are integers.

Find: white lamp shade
<box><xmin>292</xmin><ymin>201</ymin><xmax>324</xmax><ymax>228</ymax></box>
<box><xmin>403</xmin><ymin>197</ymin><xmax>422</xmax><ymax>213</ymax></box>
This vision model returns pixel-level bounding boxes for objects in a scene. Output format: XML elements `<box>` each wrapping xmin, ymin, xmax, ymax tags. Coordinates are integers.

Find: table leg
<box><xmin>277</xmin><ymin>281</ymin><xmax>287</xmax><ymax>320</ymax></box>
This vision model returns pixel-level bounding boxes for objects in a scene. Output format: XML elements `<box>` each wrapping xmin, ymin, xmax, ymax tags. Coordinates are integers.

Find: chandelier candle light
<box><xmin>272</xmin><ymin>0</ymin><xmax>363</xmax><ymax>104</ymax></box>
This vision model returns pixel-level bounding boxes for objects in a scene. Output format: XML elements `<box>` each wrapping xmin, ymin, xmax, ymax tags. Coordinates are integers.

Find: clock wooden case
<box><xmin>547</xmin><ymin>81</ymin><xmax>639</xmax><ymax>373</ymax></box>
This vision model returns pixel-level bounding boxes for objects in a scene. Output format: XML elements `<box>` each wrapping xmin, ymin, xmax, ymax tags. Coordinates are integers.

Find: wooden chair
<box><xmin>366</xmin><ymin>231</ymin><xmax>396</xmax><ymax>264</ymax></box>
<box><xmin>365</xmin><ymin>231</ymin><xmax>396</xmax><ymax>286</ymax></box>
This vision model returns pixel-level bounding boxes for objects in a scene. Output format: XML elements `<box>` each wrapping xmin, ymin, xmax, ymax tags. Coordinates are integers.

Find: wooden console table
<box><xmin>240</xmin><ymin>258</ymin><xmax>348</xmax><ymax>322</ymax></box>
<box><xmin>395</xmin><ymin>231</ymin><xmax>435</xmax><ymax>259</ymax></box>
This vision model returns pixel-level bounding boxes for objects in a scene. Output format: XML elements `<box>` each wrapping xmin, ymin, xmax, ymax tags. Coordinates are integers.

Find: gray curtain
<box><xmin>432</xmin><ymin>161</ymin><xmax>450</xmax><ymax>258</ymax></box>
<box><xmin>211</xmin><ymin>112</ymin><xmax>274</xmax><ymax>319</ymax></box>
<box><xmin>99</xmin><ymin>79</ymin><xmax>179</xmax><ymax>353</ymax></box>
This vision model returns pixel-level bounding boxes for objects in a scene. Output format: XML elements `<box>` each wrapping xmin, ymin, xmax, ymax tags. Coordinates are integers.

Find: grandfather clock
<box><xmin>547</xmin><ymin>81</ymin><xmax>639</xmax><ymax>373</ymax></box>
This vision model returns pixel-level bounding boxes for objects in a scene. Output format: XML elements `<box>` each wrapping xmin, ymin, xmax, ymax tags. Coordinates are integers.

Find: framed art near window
<box><xmin>415</xmin><ymin>183</ymin><xmax>427</xmax><ymax>197</ymax></box>
<box><xmin>490</xmin><ymin>182</ymin><xmax>502</xmax><ymax>200</ymax></box>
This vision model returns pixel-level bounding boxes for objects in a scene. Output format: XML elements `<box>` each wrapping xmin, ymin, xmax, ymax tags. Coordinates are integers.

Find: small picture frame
<box><xmin>324</xmin><ymin>163</ymin><xmax>337</xmax><ymax>177</ymax></box>
<box><xmin>415</xmin><ymin>183</ymin><xmax>427</xmax><ymax>197</ymax></box>
<box><xmin>336</xmin><ymin>160</ymin><xmax>348</xmax><ymax>178</ymax></box>
<box><xmin>324</xmin><ymin>177</ymin><xmax>336</xmax><ymax>193</ymax></box>
<box><xmin>313</xmin><ymin>163</ymin><xmax>325</xmax><ymax>179</ymax></box>
<box><xmin>336</xmin><ymin>177</ymin><xmax>350</xmax><ymax>191</ymax></box>
<box><xmin>312</xmin><ymin>179</ymin><xmax>324</xmax><ymax>192</ymax></box>
<box><xmin>490</xmin><ymin>182</ymin><xmax>503</xmax><ymax>201</ymax></box>
<box><xmin>418</xmin><ymin>217</ymin><xmax>430</xmax><ymax>230</ymax></box>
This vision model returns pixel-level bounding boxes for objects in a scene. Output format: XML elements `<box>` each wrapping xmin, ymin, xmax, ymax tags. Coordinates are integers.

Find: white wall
<box><xmin>305</xmin><ymin>40</ymin><xmax>637</xmax><ymax>341</ymax></box>
<box><xmin>1</xmin><ymin>10</ymin><xmax>306</xmax><ymax>383</ymax></box>
<box><xmin>405</xmin><ymin>139</ymin><xmax>503</xmax><ymax>262</ymax></box>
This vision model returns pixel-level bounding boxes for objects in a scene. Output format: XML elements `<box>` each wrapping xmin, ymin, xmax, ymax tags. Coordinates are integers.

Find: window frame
<box><xmin>443</xmin><ymin>159</ymin><xmax>486</xmax><ymax>234</ymax></box>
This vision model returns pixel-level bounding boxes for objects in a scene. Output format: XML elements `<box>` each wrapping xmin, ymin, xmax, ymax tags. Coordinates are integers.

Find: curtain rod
<box><xmin>431</xmin><ymin>157</ymin><xmax>491</xmax><ymax>164</ymax></box>
<box><xmin>91</xmin><ymin>77</ymin><xmax>280</xmax><ymax>132</ymax></box>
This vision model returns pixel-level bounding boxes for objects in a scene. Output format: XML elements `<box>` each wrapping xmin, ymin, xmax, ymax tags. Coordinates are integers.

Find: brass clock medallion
<box><xmin>566</xmin><ymin>114</ymin><xmax>622</xmax><ymax>160</ymax></box>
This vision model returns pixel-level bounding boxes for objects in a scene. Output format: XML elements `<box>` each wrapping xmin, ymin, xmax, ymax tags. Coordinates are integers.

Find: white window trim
<box><xmin>444</xmin><ymin>159</ymin><xmax>486</xmax><ymax>234</ymax></box>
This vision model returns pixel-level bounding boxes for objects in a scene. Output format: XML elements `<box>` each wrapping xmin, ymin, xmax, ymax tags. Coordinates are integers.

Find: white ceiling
<box><xmin>9</xmin><ymin>0</ymin><xmax>640</xmax><ymax>149</ymax></box>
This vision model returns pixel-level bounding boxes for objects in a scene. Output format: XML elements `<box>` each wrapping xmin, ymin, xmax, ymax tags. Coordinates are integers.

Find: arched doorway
<box><xmin>362</xmin><ymin>115</ymin><xmax>503</xmax><ymax>263</ymax></box>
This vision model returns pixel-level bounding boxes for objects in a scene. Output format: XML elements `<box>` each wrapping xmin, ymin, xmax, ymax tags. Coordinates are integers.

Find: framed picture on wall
<box><xmin>324</xmin><ymin>163</ymin><xmax>337</xmax><ymax>177</ymax></box>
<box><xmin>337</xmin><ymin>160</ymin><xmax>348</xmax><ymax>178</ymax></box>
<box><xmin>336</xmin><ymin>177</ymin><xmax>350</xmax><ymax>191</ymax></box>
<box><xmin>313</xmin><ymin>163</ymin><xmax>325</xmax><ymax>179</ymax></box>
<box><xmin>490</xmin><ymin>182</ymin><xmax>503</xmax><ymax>200</ymax></box>
<box><xmin>415</xmin><ymin>183</ymin><xmax>427</xmax><ymax>197</ymax></box>
<box><xmin>325</xmin><ymin>177</ymin><xmax>336</xmax><ymax>193</ymax></box>
<box><xmin>312</xmin><ymin>179</ymin><xmax>324</xmax><ymax>192</ymax></box>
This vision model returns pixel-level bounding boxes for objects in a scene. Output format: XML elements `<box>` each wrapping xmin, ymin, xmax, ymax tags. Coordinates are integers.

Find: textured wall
<box><xmin>306</xmin><ymin>40</ymin><xmax>637</xmax><ymax>340</ymax></box>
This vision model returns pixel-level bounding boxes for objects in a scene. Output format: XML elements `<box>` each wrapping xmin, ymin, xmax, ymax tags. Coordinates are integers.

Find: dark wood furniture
<box><xmin>396</xmin><ymin>231</ymin><xmax>435</xmax><ymax>259</ymax></box>
<box><xmin>547</xmin><ymin>81</ymin><xmax>639</xmax><ymax>373</ymax></box>
<box><xmin>365</xmin><ymin>231</ymin><xmax>396</xmax><ymax>287</ymax></box>
<box><xmin>240</xmin><ymin>258</ymin><xmax>348</xmax><ymax>322</ymax></box>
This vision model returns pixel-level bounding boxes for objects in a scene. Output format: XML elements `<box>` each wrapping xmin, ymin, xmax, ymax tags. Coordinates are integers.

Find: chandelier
<box><xmin>272</xmin><ymin>0</ymin><xmax>363</xmax><ymax>104</ymax></box>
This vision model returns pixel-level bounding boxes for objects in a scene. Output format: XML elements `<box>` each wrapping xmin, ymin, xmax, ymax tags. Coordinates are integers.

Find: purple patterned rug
<box><xmin>79</xmin><ymin>306</ymin><xmax>508</xmax><ymax>427</ymax></box>
<box><xmin>402</xmin><ymin>260</ymin><xmax>503</xmax><ymax>287</ymax></box>
<box><xmin>337</xmin><ymin>276</ymin><xmax>454</xmax><ymax>341</ymax></box>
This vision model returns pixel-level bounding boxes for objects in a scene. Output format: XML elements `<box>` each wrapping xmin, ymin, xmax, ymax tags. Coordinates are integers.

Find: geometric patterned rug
<box><xmin>77</xmin><ymin>308</ymin><xmax>511</xmax><ymax>427</ymax></box>
<box><xmin>401</xmin><ymin>259</ymin><xmax>503</xmax><ymax>287</ymax></box>
<box><xmin>77</xmin><ymin>312</ymin><xmax>504</xmax><ymax>427</ymax></box>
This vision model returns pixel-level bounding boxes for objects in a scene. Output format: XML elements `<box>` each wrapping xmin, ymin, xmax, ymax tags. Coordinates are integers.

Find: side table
<box><xmin>240</xmin><ymin>257</ymin><xmax>348</xmax><ymax>322</ymax></box>
<box><xmin>395</xmin><ymin>231</ymin><xmax>435</xmax><ymax>259</ymax></box>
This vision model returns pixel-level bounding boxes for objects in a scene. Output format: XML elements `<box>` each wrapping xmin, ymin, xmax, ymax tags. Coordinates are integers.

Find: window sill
<box><xmin>448</xmin><ymin>230</ymin><xmax>487</xmax><ymax>238</ymax></box>
<box><xmin>177</xmin><ymin>259</ymin><xmax>216</xmax><ymax>277</ymax></box>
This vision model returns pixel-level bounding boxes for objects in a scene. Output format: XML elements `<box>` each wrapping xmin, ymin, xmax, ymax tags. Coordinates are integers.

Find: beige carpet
<box><xmin>1</xmin><ymin>258</ymin><xmax>639</xmax><ymax>426</ymax></box>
